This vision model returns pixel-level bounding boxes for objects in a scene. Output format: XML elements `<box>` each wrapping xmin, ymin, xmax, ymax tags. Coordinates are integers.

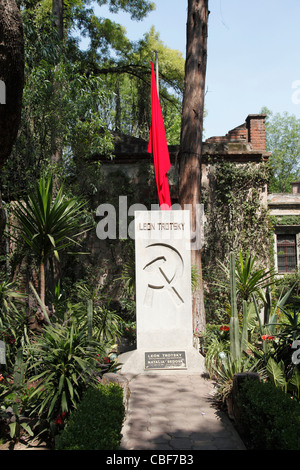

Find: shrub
<box><xmin>55</xmin><ymin>382</ymin><xmax>125</xmax><ymax>450</ymax></box>
<box><xmin>26</xmin><ymin>322</ymin><xmax>107</xmax><ymax>424</ymax></box>
<box><xmin>237</xmin><ymin>378</ymin><xmax>300</xmax><ymax>450</ymax></box>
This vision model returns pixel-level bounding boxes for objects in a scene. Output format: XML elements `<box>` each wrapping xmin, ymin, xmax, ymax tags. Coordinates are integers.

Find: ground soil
<box><xmin>0</xmin><ymin>436</ymin><xmax>52</xmax><ymax>450</ymax></box>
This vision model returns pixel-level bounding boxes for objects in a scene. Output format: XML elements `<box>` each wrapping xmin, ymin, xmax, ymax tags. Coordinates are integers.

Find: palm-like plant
<box><xmin>219</xmin><ymin>250</ymin><xmax>276</xmax><ymax>303</ymax></box>
<box><xmin>26</xmin><ymin>322</ymin><xmax>105</xmax><ymax>422</ymax></box>
<box><xmin>12</xmin><ymin>173</ymin><xmax>89</xmax><ymax>306</ymax></box>
<box><xmin>235</xmin><ymin>251</ymin><xmax>276</xmax><ymax>302</ymax></box>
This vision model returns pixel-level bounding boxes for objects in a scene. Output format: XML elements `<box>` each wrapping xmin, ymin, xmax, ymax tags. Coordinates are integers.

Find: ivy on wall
<box><xmin>202</xmin><ymin>159</ymin><xmax>273</xmax><ymax>323</ymax></box>
<box><xmin>273</xmin><ymin>215</ymin><xmax>300</xmax><ymax>226</ymax></box>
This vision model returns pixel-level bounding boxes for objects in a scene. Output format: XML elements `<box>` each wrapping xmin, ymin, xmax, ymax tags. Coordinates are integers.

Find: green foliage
<box><xmin>214</xmin><ymin>355</ymin><xmax>259</xmax><ymax>402</ymax></box>
<box><xmin>204</xmin><ymin>335</ymin><xmax>229</xmax><ymax>378</ymax></box>
<box><xmin>274</xmin><ymin>215</ymin><xmax>300</xmax><ymax>226</ymax></box>
<box><xmin>0</xmin><ymin>279</ymin><xmax>27</xmax><ymax>368</ymax></box>
<box><xmin>202</xmin><ymin>161</ymin><xmax>271</xmax><ymax>323</ymax></box>
<box><xmin>265</xmin><ymin>356</ymin><xmax>300</xmax><ymax>397</ymax></box>
<box><xmin>0</xmin><ymin>279</ymin><xmax>26</xmax><ymax>315</ymax></box>
<box><xmin>119</xmin><ymin>320</ymin><xmax>136</xmax><ymax>345</ymax></box>
<box><xmin>55</xmin><ymin>382</ymin><xmax>125</xmax><ymax>450</ymax></box>
<box><xmin>71</xmin><ymin>284</ymin><xmax>122</xmax><ymax>344</ymax></box>
<box><xmin>0</xmin><ymin>2</ymin><xmax>177</xmax><ymax>445</ymax></box>
<box><xmin>235</xmin><ymin>251</ymin><xmax>276</xmax><ymax>302</ymax></box>
<box><xmin>206</xmin><ymin>255</ymin><xmax>300</xmax><ymax>404</ymax></box>
<box><xmin>277</xmin><ymin>306</ymin><xmax>300</xmax><ymax>341</ymax></box>
<box><xmin>1</xmin><ymin>59</ymin><xmax>114</xmax><ymax>199</ymax></box>
<box><xmin>25</xmin><ymin>321</ymin><xmax>107</xmax><ymax>423</ymax></box>
<box><xmin>266</xmin><ymin>304</ymin><xmax>300</xmax><ymax>395</ymax></box>
<box><xmin>262</xmin><ymin>106</ymin><xmax>300</xmax><ymax>193</ymax></box>
<box><xmin>8</xmin><ymin>402</ymin><xmax>34</xmax><ymax>442</ymax></box>
<box><xmin>206</xmin><ymin>253</ymin><xmax>266</xmax><ymax>401</ymax></box>
<box><xmin>229</xmin><ymin>252</ymin><xmax>240</xmax><ymax>361</ymax></box>
<box><xmin>1</xmin><ymin>1</ymin><xmax>184</xmax><ymax>200</ymax></box>
<box><xmin>13</xmin><ymin>173</ymin><xmax>89</xmax><ymax>264</ymax></box>
<box><xmin>191</xmin><ymin>265</ymin><xmax>201</xmax><ymax>293</ymax></box>
<box><xmin>0</xmin><ymin>349</ymin><xmax>33</xmax><ymax>442</ymax></box>
<box><xmin>237</xmin><ymin>378</ymin><xmax>300</xmax><ymax>450</ymax></box>
<box><xmin>12</xmin><ymin>173</ymin><xmax>91</xmax><ymax>304</ymax></box>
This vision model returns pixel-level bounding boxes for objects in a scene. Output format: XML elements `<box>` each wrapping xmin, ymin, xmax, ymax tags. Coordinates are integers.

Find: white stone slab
<box><xmin>135</xmin><ymin>210</ymin><xmax>193</xmax><ymax>350</ymax></box>
<box><xmin>119</xmin><ymin>210</ymin><xmax>205</xmax><ymax>375</ymax></box>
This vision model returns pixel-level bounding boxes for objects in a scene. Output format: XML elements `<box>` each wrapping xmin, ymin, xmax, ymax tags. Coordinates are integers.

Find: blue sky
<box><xmin>92</xmin><ymin>0</ymin><xmax>300</xmax><ymax>139</ymax></box>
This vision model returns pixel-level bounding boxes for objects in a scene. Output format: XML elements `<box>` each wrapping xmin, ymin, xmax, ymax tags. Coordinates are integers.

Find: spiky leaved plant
<box><xmin>229</xmin><ymin>252</ymin><xmax>240</xmax><ymax>361</ymax></box>
<box><xmin>12</xmin><ymin>173</ymin><xmax>89</xmax><ymax>308</ymax></box>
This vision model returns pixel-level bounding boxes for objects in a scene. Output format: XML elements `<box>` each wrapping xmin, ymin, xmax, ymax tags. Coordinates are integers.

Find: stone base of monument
<box><xmin>118</xmin><ymin>348</ymin><xmax>206</xmax><ymax>375</ymax></box>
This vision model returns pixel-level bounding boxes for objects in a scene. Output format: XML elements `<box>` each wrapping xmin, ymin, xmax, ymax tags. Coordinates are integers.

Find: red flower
<box><xmin>54</xmin><ymin>416</ymin><xmax>63</xmax><ymax>425</ymax></box>
<box><xmin>54</xmin><ymin>412</ymin><xmax>67</xmax><ymax>425</ymax></box>
<box><xmin>220</xmin><ymin>325</ymin><xmax>229</xmax><ymax>331</ymax></box>
<box><xmin>103</xmin><ymin>357</ymin><xmax>110</xmax><ymax>364</ymax></box>
<box><xmin>262</xmin><ymin>335</ymin><xmax>275</xmax><ymax>341</ymax></box>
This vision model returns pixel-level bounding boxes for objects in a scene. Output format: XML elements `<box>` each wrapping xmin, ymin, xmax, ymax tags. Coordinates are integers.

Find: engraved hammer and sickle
<box><xmin>143</xmin><ymin>243</ymin><xmax>184</xmax><ymax>307</ymax></box>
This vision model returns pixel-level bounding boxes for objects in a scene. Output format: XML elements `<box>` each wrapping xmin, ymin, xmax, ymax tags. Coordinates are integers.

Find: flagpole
<box><xmin>155</xmin><ymin>50</ymin><xmax>159</xmax><ymax>98</ymax></box>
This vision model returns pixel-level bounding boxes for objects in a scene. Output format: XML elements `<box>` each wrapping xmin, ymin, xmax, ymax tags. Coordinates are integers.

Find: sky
<box><xmin>91</xmin><ymin>0</ymin><xmax>300</xmax><ymax>140</ymax></box>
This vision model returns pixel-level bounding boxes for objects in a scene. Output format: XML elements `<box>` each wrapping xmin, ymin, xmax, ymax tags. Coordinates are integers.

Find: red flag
<box><xmin>148</xmin><ymin>61</ymin><xmax>171</xmax><ymax>209</ymax></box>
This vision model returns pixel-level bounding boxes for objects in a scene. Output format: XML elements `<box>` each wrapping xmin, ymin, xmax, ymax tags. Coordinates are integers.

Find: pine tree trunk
<box><xmin>178</xmin><ymin>0</ymin><xmax>209</xmax><ymax>335</ymax></box>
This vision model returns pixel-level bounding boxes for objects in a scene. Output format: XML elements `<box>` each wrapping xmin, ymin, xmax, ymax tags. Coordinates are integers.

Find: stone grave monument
<box><xmin>119</xmin><ymin>209</ymin><xmax>205</xmax><ymax>374</ymax></box>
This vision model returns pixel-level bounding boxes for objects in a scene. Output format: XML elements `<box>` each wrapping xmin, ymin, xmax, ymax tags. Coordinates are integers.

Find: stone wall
<box><xmin>98</xmin><ymin>114</ymin><xmax>270</xmax><ymax>206</ymax></box>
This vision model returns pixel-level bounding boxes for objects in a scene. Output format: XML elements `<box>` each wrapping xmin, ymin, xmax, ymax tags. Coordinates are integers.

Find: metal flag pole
<box><xmin>155</xmin><ymin>50</ymin><xmax>159</xmax><ymax>98</ymax></box>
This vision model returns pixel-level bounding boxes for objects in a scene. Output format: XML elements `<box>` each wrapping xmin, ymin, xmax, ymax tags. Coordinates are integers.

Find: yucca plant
<box><xmin>25</xmin><ymin>321</ymin><xmax>105</xmax><ymax>425</ymax></box>
<box><xmin>12</xmin><ymin>173</ymin><xmax>90</xmax><ymax>306</ymax></box>
<box><xmin>219</xmin><ymin>250</ymin><xmax>276</xmax><ymax>303</ymax></box>
<box><xmin>235</xmin><ymin>251</ymin><xmax>276</xmax><ymax>302</ymax></box>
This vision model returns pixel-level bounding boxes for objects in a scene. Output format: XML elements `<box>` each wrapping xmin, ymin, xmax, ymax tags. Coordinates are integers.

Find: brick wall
<box><xmin>245</xmin><ymin>114</ymin><xmax>266</xmax><ymax>151</ymax></box>
<box><xmin>206</xmin><ymin>114</ymin><xmax>266</xmax><ymax>151</ymax></box>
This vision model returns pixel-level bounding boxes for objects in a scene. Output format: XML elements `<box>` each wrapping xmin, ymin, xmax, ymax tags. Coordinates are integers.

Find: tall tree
<box><xmin>1</xmin><ymin>2</ymin><xmax>184</xmax><ymax>201</ymax></box>
<box><xmin>51</xmin><ymin>0</ymin><xmax>64</xmax><ymax>169</ymax></box>
<box><xmin>0</xmin><ymin>0</ymin><xmax>24</xmax><ymax>245</ymax></box>
<box><xmin>178</xmin><ymin>0</ymin><xmax>209</xmax><ymax>333</ymax></box>
<box><xmin>0</xmin><ymin>0</ymin><xmax>24</xmax><ymax>167</ymax></box>
<box><xmin>262</xmin><ymin>107</ymin><xmax>300</xmax><ymax>193</ymax></box>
